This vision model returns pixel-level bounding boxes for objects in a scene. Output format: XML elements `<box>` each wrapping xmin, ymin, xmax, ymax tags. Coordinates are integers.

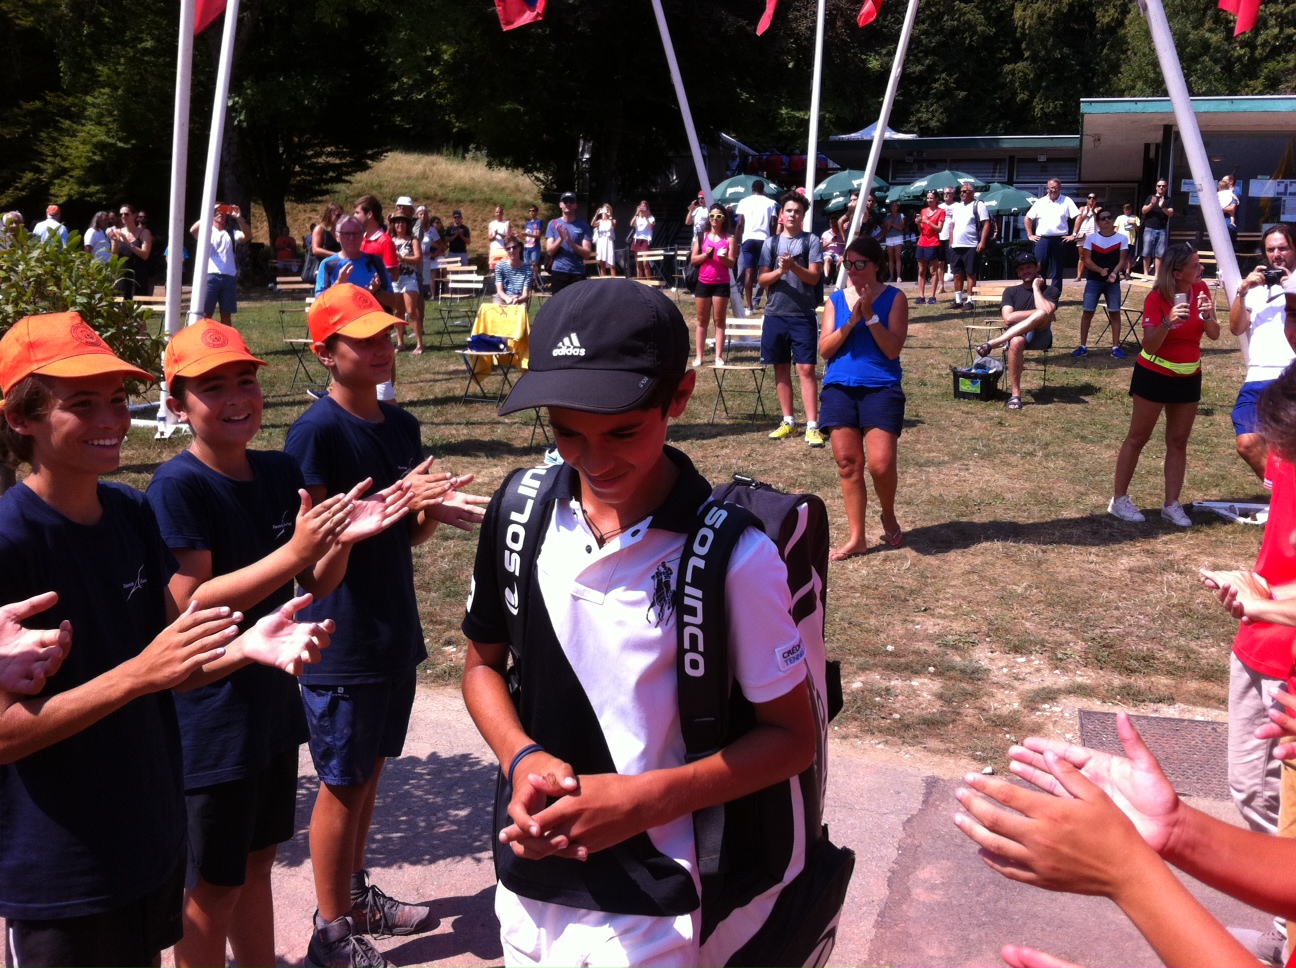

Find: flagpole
<box><xmin>147</xmin><ymin>0</ymin><xmax>197</xmax><ymax>438</ymax></box>
<box><xmin>803</xmin><ymin>0</ymin><xmax>827</xmax><ymax>225</ymax></box>
<box><xmin>1142</xmin><ymin>0</ymin><xmax>1240</xmax><ymax>308</ymax></box>
<box><xmin>190</xmin><ymin>0</ymin><xmax>242</xmax><ymax>323</ymax></box>
<box><xmin>839</xmin><ymin>0</ymin><xmax>919</xmax><ymax>289</ymax></box>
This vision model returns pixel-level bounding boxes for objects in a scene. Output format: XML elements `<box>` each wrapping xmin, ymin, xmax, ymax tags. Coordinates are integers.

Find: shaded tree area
<box><xmin>2</xmin><ymin>0</ymin><xmax>1293</xmax><ymax>237</ymax></box>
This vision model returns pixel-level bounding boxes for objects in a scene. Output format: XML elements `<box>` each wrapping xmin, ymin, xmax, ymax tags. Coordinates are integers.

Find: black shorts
<box><xmin>7</xmin><ymin>860</ymin><xmax>184</xmax><ymax>968</ymax></box>
<box><xmin>694</xmin><ymin>280</ymin><xmax>731</xmax><ymax>299</ymax></box>
<box><xmin>185</xmin><ymin>747</ymin><xmax>300</xmax><ymax>888</ymax></box>
<box><xmin>950</xmin><ymin>247</ymin><xmax>979</xmax><ymax>276</ymax></box>
<box><xmin>1129</xmin><ymin>362</ymin><xmax>1202</xmax><ymax>404</ymax></box>
<box><xmin>548</xmin><ymin>271</ymin><xmax>585</xmax><ymax>293</ymax></box>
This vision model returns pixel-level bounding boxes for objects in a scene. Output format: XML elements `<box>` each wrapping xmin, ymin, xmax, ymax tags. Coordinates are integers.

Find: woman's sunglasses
<box><xmin>842</xmin><ymin>259</ymin><xmax>872</xmax><ymax>270</ymax></box>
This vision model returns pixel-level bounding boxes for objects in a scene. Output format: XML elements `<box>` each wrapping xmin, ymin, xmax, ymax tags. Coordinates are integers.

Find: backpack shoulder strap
<box><xmin>676</xmin><ymin>498</ymin><xmax>762</xmax><ymax>876</ymax></box>
<box><xmin>494</xmin><ymin>464</ymin><xmax>563</xmax><ymax>664</ymax></box>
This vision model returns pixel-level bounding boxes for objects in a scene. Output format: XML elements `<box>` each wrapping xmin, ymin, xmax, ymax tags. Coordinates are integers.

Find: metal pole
<box><xmin>838</xmin><ymin>0</ymin><xmax>920</xmax><ymax>290</ymax></box>
<box><xmin>803</xmin><ymin>0</ymin><xmax>827</xmax><ymax>226</ymax></box>
<box><xmin>190</xmin><ymin>0</ymin><xmax>242</xmax><ymax>322</ymax></box>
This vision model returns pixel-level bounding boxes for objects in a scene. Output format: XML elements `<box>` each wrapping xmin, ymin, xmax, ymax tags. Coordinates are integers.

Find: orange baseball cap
<box><xmin>307</xmin><ymin>284</ymin><xmax>401</xmax><ymax>344</ymax></box>
<box><xmin>164</xmin><ymin>318</ymin><xmax>266</xmax><ymax>385</ymax></box>
<box><xmin>0</xmin><ymin>312</ymin><xmax>154</xmax><ymax>399</ymax></box>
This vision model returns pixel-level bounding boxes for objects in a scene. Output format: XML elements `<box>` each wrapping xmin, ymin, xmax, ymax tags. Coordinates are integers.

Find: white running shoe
<box><xmin>1108</xmin><ymin>495</ymin><xmax>1146</xmax><ymax>522</ymax></box>
<box><xmin>1161</xmin><ymin>501</ymin><xmax>1193</xmax><ymax>527</ymax></box>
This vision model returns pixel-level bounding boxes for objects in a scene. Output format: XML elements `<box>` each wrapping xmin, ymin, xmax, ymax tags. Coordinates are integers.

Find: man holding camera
<box><xmin>1229</xmin><ymin>224</ymin><xmax>1296</xmax><ymax>479</ymax></box>
<box><xmin>191</xmin><ymin>204</ymin><xmax>249</xmax><ymax>326</ymax></box>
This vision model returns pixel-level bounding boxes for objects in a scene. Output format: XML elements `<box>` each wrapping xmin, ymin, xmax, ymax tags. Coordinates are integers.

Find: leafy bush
<box><xmin>0</xmin><ymin>230</ymin><xmax>164</xmax><ymax>387</ymax></box>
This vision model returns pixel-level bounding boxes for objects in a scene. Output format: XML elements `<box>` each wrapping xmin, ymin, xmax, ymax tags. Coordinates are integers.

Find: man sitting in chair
<box><xmin>975</xmin><ymin>250</ymin><xmax>1059</xmax><ymax>411</ymax></box>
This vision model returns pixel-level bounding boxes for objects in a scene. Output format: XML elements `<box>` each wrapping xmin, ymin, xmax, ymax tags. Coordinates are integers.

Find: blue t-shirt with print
<box><xmin>146</xmin><ymin>449</ymin><xmax>311</xmax><ymax>788</ymax></box>
<box><xmin>315</xmin><ymin>254</ymin><xmax>393</xmax><ymax>296</ymax></box>
<box><xmin>524</xmin><ymin>219</ymin><xmax>543</xmax><ymax>249</ymax></box>
<box><xmin>758</xmin><ymin>231</ymin><xmax>824</xmax><ymax>317</ymax></box>
<box><xmin>546</xmin><ymin>218</ymin><xmax>592</xmax><ymax>275</ymax></box>
<box><xmin>284</xmin><ymin>395</ymin><xmax>427</xmax><ymax>684</ymax></box>
<box><xmin>0</xmin><ymin>482</ymin><xmax>185</xmax><ymax>920</ymax></box>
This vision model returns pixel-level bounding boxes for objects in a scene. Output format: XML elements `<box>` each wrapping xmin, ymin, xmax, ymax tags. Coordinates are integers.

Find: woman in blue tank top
<box><xmin>818</xmin><ymin>234</ymin><xmax>909</xmax><ymax>560</ymax></box>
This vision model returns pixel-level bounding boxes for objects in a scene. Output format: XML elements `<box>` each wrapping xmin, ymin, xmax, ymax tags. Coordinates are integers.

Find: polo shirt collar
<box><xmin>550</xmin><ymin>445</ymin><xmax>711</xmax><ymax>536</ymax></box>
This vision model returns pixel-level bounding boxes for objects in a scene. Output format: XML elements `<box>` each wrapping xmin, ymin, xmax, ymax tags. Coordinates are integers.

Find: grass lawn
<box><xmin>109</xmin><ymin>283</ymin><xmax>1262</xmax><ymax>767</ymax></box>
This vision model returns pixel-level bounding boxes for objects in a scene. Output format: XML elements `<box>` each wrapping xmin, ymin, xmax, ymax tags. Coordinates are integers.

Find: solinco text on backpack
<box><xmin>503</xmin><ymin>467</ymin><xmax>548</xmax><ymax>616</ymax></box>
<box><xmin>680</xmin><ymin>503</ymin><xmax>731</xmax><ymax>677</ymax></box>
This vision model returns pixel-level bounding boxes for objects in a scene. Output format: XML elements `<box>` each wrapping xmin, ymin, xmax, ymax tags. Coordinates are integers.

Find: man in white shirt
<box><xmin>191</xmin><ymin>204</ymin><xmax>249</xmax><ymax>326</ymax></box>
<box><xmin>1228</xmin><ymin>225</ymin><xmax>1296</xmax><ymax>479</ymax></box>
<box><xmin>1025</xmin><ymin>179</ymin><xmax>1079</xmax><ymax>292</ymax></box>
<box><xmin>32</xmin><ymin>205</ymin><xmax>68</xmax><ymax>245</ymax></box>
<box><xmin>735</xmin><ymin>181</ymin><xmax>778</xmax><ymax>310</ymax></box>
<box><xmin>947</xmin><ymin>184</ymin><xmax>992</xmax><ymax>308</ymax></box>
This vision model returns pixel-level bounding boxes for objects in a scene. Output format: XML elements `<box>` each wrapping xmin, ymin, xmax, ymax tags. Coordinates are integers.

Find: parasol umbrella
<box><xmin>712</xmin><ymin>174</ymin><xmax>783</xmax><ymax>204</ymax></box>
<box><xmin>977</xmin><ymin>187</ymin><xmax>1037</xmax><ymax>216</ymax></box>
<box><xmin>812</xmin><ymin>169</ymin><xmax>889</xmax><ymax>201</ymax></box>
<box><xmin>898</xmin><ymin>169</ymin><xmax>987</xmax><ymax>200</ymax></box>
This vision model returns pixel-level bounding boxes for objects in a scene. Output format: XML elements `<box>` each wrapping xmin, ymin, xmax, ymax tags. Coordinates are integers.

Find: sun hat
<box><xmin>164</xmin><ymin>318</ymin><xmax>265</xmax><ymax>384</ymax></box>
<box><xmin>307</xmin><ymin>284</ymin><xmax>402</xmax><ymax>344</ymax></box>
<box><xmin>499</xmin><ymin>279</ymin><xmax>688</xmax><ymax>416</ymax></box>
<box><xmin>0</xmin><ymin>313</ymin><xmax>153</xmax><ymax>398</ymax></box>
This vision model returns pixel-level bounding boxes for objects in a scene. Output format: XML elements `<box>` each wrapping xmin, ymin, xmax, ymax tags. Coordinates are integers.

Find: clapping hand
<box><xmin>0</xmin><ymin>592</ymin><xmax>71</xmax><ymax>695</ymax></box>
<box><xmin>1200</xmin><ymin>568</ymin><xmax>1272</xmax><ymax>623</ymax></box>
<box><xmin>238</xmin><ymin>593</ymin><xmax>332</xmax><ymax>676</ymax></box>
<box><xmin>339</xmin><ymin>477</ymin><xmax>415</xmax><ymax>545</ymax></box>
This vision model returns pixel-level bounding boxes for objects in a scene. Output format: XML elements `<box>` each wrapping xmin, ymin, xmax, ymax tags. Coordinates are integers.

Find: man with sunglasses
<box><xmin>544</xmin><ymin>192</ymin><xmax>593</xmax><ymax>293</ymax></box>
<box><xmin>1073</xmin><ymin>208</ymin><xmax>1131</xmax><ymax>358</ymax></box>
<box><xmin>974</xmin><ymin>251</ymin><xmax>1058</xmax><ymax>410</ymax></box>
<box><xmin>1141</xmin><ymin>180</ymin><xmax>1175</xmax><ymax>275</ymax></box>
<box><xmin>947</xmin><ymin>184</ymin><xmax>992</xmax><ymax>309</ymax></box>
<box><xmin>1025</xmin><ymin>179</ymin><xmax>1078</xmax><ymax>293</ymax></box>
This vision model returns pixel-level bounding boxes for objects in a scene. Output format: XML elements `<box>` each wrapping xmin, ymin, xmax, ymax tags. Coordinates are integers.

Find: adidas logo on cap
<box><xmin>551</xmin><ymin>333</ymin><xmax>585</xmax><ymax>357</ymax></box>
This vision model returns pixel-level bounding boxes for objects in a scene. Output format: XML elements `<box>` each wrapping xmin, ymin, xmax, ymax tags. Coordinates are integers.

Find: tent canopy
<box><xmin>829</xmin><ymin>122</ymin><xmax>919</xmax><ymax>141</ymax></box>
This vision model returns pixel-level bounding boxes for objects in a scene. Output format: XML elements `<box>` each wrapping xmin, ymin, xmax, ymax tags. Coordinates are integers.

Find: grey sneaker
<box><xmin>350</xmin><ymin>871</ymin><xmax>437</xmax><ymax>938</ymax></box>
<box><xmin>1108</xmin><ymin>495</ymin><xmax>1145</xmax><ymax>523</ymax></box>
<box><xmin>1161</xmin><ymin>501</ymin><xmax>1193</xmax><ymax>527</ymax></box>
<box><xmin>1228</xmin><ymin>926</ymin><xmax>1285</xmax><ymax>967</ymax></box>
<box><xmin>306</xmin><ymin>913</ymin><xmax>389</xmax><ymax>968</ymax></box>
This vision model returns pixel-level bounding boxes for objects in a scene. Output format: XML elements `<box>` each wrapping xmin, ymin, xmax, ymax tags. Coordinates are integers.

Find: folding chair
<box><xmin>711</xmin><ymin>316</ymin><xmax>768</xmax><ymax>421</ymax></box>
<box><xmin>279</xmin><ymin>297</ymin><xmax>326</xmax><ymax>392</ymax></box>
<box><xmin>1102</xmin><ymin>278</ymin><xmax>1154</xmax><ymax>351</ymax></box>
<box><xmin>437</xmin><ymin>275</ymin><xmax>486</xmax><ymax>347</ymax></box>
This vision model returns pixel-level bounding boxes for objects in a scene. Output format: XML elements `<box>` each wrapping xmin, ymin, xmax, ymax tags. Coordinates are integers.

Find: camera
<box><xmin>1262</xmin><ymin>267</ymin><xmax>1286</xmax><ymax>286</ymax></box>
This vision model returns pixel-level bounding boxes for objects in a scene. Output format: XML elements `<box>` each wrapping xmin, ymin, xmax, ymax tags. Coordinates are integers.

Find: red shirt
<box><xmin>917</xmin><ymin>207</ymin><xmax>945</xmax><ymax>247</ymax></box>
<box><xmin>362</xmin><ymin>230</ymin><xmax>399</xmax><ymax>271</ymax></box>
<box><xmin>1233</xmin><ymin>452</ymin><xmax>1296</xmax><ymax>679</ymax></box>
<box><xmin>1138</xmin><ymin>282</ymin><xmax>1209</xmax><ymax>376</ymax></box>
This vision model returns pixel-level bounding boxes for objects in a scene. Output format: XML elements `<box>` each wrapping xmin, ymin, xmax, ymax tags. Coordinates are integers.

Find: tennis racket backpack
<box><xmin>494</xmin><ymin>466</ymin><xmax>853</xmax><ymax>968</ymax></box>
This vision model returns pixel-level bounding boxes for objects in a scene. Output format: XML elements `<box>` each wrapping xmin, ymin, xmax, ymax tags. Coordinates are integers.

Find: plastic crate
<box><xmin>950</xmin><ymin>364</ymin><xmax>1002</xmax><ymax>402</ymax></box>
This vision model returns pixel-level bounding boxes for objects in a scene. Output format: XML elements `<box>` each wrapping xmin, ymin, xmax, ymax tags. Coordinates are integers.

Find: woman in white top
<box><xmin>85</xmin><ymin>212</ymin><xmax>114</xmax><ymax>264</ymax></box>
<box><xmin>1073</xmin><ymin>194</ymin><xmax>1100</xmax><ymax>281</ymax></box>
<box><xmin>630</xmin><ymin>200</ymin><xmax>655</xmax><ymax>278</ymax></box>
<box><xmin>883</xmin><ymin>201</ymin><xmax>906</xmax><ymax>282</ymax></box>
<box><xmin>388</xmin><ymin>214</ymin><xmax>425</xmax><ymax>354</ymax></box>
<box><xmin>488</xmin><ymin>205</ymin><xmax>511</xmax><ymax>267</ymax></box>
<box><xmin>592</xmin><ymin>204</ymin><xmax>617</xmax><ymax>276</ymax></box>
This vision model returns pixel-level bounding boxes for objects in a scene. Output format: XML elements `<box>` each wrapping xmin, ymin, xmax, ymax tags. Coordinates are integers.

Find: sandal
<box><xmin>975</xmin><ymin>342</ymin><xmax>993</xmax><ymax>358</ymax></box>
<box><xmin>1005</xmin><ymin>395</ymin><xmax>1023</xmax><ymax>411</ymax></box>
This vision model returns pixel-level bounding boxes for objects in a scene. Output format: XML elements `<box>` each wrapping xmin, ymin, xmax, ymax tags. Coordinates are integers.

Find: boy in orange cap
<box><xmin>0</xmin><ymin>312</ymin><xmax>334</xmax><ymax>968</ymax></box>
<box><xmin>286</xmin><ymin>285</ymin><xmax>487</xmax><ymax>966</ymax></box>
<box><xmin>147</xmin><ymin>318</ymin><xmax>418</xmax><ymax>967</ymax></box>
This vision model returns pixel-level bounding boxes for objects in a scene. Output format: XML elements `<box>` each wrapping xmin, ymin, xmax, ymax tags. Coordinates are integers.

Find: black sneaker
<box><xmin>350</xmin><ymin>881</ymin><xmax>438</xmax><ymax>938</ymax></box>
<box><xmin>306</xmin><ymin>913</ymin><xmax>389</xmax><ymax>968</ymax></box>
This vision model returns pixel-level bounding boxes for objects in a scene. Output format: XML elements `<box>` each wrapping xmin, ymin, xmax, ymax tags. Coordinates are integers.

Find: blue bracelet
<box><xmin>507</xmin><ymin>743</ymin><xmax>545</xmax><ymax>788</ymax></box>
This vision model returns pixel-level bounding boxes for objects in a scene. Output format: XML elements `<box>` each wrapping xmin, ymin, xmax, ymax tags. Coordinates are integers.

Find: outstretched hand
<box><xmin>1256</xmin><ymin>686</ymin><xmax>1296</xmax><ymax>761</ymax></box>
<box><xmin>426</xmin><ymin>488</ymin><xmax>488</xmax><ymax>531</ymax></box>
<box><xmin>1007</xmin><ymin>713</ymin><xmax>1181</xmax><ymax>853</ymax></box>
<box><xmin>238</xmin><ymin>593</ymin><xmax>333</xmax><ymax>676</ymax></box>
<box><xmin>1200</xmin><ymin>568</ymin><xmax>1271</xmax><ymax>623</ymax></box>
<box><xmin>0</xmin><ymin>592</ymin><xmax>72</xmax><ymax>695</ymax></box>
<box><xmin>289</xmin><ymin>484</ymin><xmax>359</xmax><ymax>562</ymax></box>
<box><xmin>339</xmin><ymin>478</ymin><xmax>414</xmax><ymax>544</ymax></box>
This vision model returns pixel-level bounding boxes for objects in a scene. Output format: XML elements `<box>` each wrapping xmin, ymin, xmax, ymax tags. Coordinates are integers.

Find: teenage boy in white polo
<box><xmin>462</xmin><ymin>279</ymin><xmax>815</xmax><ymax>967</ymax></box>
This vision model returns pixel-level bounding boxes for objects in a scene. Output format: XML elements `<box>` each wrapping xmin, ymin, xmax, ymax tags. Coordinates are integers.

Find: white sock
<box><xmin>806</xmin><ymin>420</ymin><xmax>819</xmax><ymax>430</ymax></box>
<box><xmin>783</xmin><ymin>416</ymin><xmax>796</xmax><ymax>427</ymax></box>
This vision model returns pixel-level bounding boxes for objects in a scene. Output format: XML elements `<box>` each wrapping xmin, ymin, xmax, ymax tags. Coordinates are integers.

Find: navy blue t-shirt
<box><xmin>0</xmin><ymin>482</ymin><xmax>185</xmax><ymax>920</ymax></box>
<box><xmin>146</xmin><ymin>449</ymin><xmax>311</xmax><ymax>788</ymax></box>
<box><xmin>283</xmin><ymin>395</ymin><xmax>427</xmax><ymax>683</ymax></box>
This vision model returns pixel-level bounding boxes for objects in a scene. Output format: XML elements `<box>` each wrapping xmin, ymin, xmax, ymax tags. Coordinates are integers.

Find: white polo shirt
<box><xmin>1026</xmin><ymin>194</ymin><xmax>1078</xmax><ymax>237</ymax></box>
<box><xmin>735</xmin><ymin>194</ymin><xmax>778</xmax><ymax>243</ymax></box>
<box><xmin>1243</xmin><ymin>284</ymin><xmax>1295</xmax><ymax>382</ymax></box>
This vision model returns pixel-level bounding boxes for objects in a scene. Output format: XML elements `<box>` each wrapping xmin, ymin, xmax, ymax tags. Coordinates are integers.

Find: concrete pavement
<box><xmin>176</xmin><ymin>684</ymin><xmax>1267</xmax><ymax>967</ymax></box>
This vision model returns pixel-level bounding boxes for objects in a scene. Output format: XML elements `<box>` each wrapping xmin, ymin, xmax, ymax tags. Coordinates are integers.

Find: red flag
<box><xmin>756</xmin><ymin>0</ymin><xmax>779</xmax><ymax>35</ymax></box>
<box><xmin>857</xmin><ymin>0</ymin><xmax>882</xmax><ymax>26</ymax></box>
<box><xmin>497</xmin><ymin>0</ymin><xmax>546</xmax><ymax>30</ymax></box>
<box><xmin>194</xmin><ymin>0</ymin><xmax>225</xmax><ymax>34</ymax></box>
<box><xmin>1218</xmin><ymin>0</ymin><xmax>1259</xmax><ymax>34</ymax></box>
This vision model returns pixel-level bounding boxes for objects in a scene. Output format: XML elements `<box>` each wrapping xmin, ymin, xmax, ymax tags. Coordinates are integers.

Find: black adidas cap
<box><xmin>499</xmin><ymin>279</ymin><xmax>689</xmax><ymax>416</ymax></box>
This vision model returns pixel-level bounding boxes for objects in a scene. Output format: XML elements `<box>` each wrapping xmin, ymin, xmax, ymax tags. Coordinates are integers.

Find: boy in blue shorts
<box><xmin>0</xmin><ymin>313</ymin><xmax>331</xmax><ymax>968</ymax></box>
<box><xmin>461</xmin><ymin>280</ymin><xmax>817</xmax><ymax>967</ymax></box>
<box><xmin>147</xmin><ymin>319</ymin><xmax>416</xmax><ymax>967</ymax></box>
<box><xmin>286</xmin><ymin>284</ymin><xmax>487</xmax><ymax>967</ymax></box>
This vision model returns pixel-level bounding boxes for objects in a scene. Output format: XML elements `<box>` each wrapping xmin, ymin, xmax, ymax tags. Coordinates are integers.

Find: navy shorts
<box><xmin>950</xmin><ymin>247</ymin><xmax>979</xmax><ymax>276</ymax></box>
<box><xmin>185</xmin><ymin>747</ymin><xmax>300</xmax><ymax>888</ymax></box>
<box><xmin>738</xmin><ymin>238</ymin><xmax>764</xmax><ymax>275</ymax></box>
<box><xmin>203</xmin><ymin>272</ymin><xmax>238</xmax><ymax>316</ymax></box>
<box><xmin>695</xmin><ymin>280</ymin><xmax>731</xmax><ymax>299</ymax></box>
<box><xmin>916</xmin><ymin>244</ymin><xmax>940</xmax><ymax>262</ymax></box>
<box><xmin>820</xmin><ymin>382</ymin><xmax>906</xmax><ymax>436</ymax></box>
<box><xmin>1232</xmin><ymin>379</ymin><xmax>1275</xmax><ymax>436</ymax></box>
<box><xmin>7</xmin><ymin>860</ymin><xmax>184</xmax><ymax>968</ymax></box>
<box><xmin>1083</xmin><ymin>278</ymin><xmax>1121</xmax><ymax>313</ymax></box>
<box><xmin>761</xmin><ymin>313</ymin><xmax>819</xmax><ymax>366</ymax></box>
<box><xmin>302</xmin><ymin>672</ymin><xmax>417</xmax><ymax>787</ymax></box>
